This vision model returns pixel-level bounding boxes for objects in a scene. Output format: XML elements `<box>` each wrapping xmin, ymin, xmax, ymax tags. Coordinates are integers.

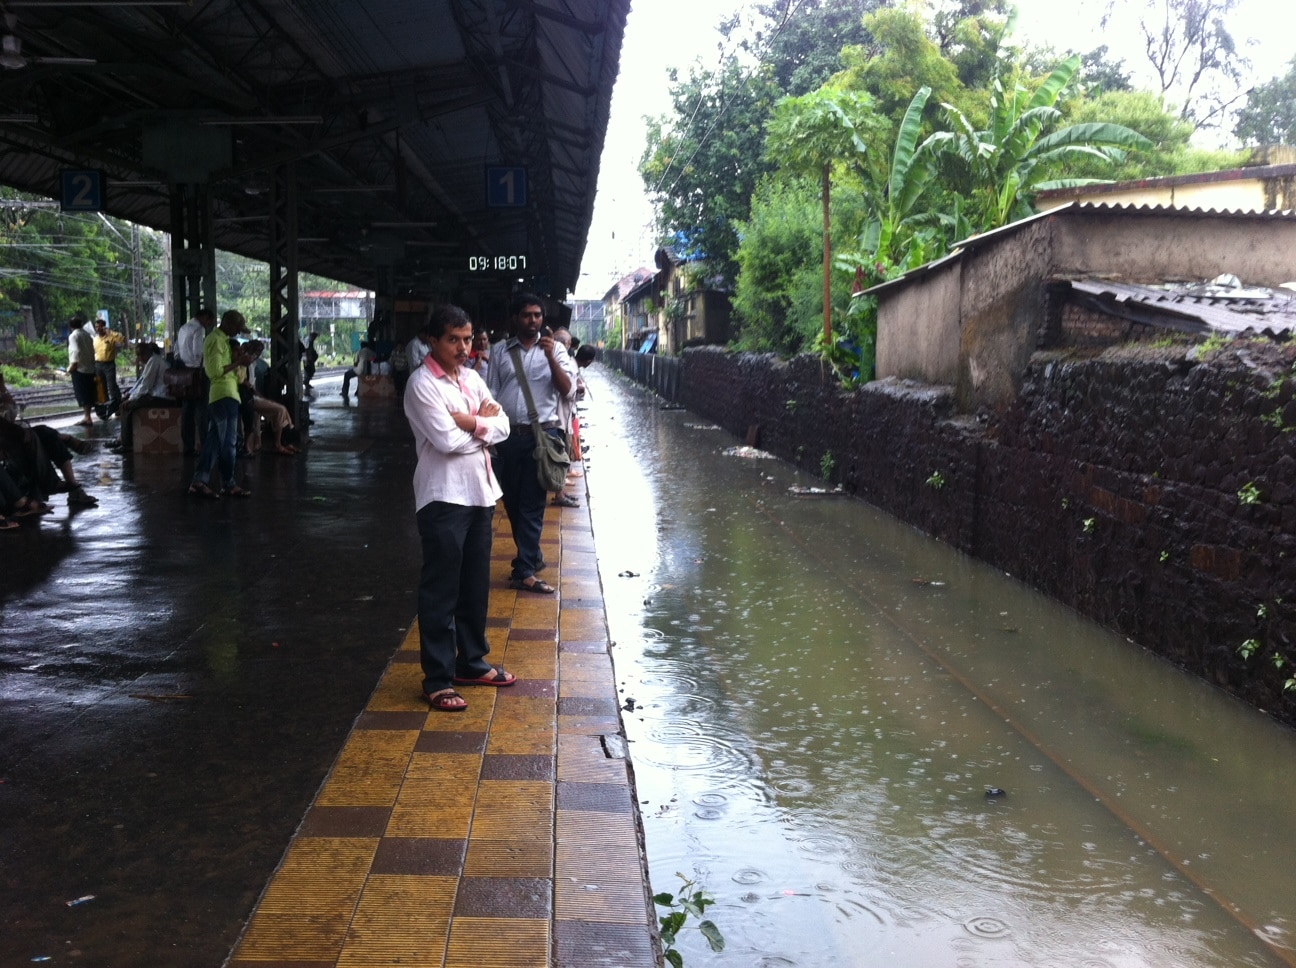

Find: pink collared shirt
<box><xmin>403</xmin><ymin>355</ymin><xmax>511</xmax><ymax>510</ymax></box>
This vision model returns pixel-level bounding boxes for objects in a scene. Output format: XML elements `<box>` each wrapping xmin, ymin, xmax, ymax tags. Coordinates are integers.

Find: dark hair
<box><xmin>427</xmin><ymin>304</ymin><xmax>473</xmax><ymax>340</ymax></box>
<box><xmin>511</xmin><ymin>292</ymin><xmax>544</xmax><ymax>316</ymax></box>
<box><xmin>575</xmin><ymin>344</ymin><xmax>596</xmax><ymax>365</ymax></box>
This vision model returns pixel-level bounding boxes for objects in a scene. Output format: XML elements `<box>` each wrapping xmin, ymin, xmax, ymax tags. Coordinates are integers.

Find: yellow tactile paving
<box><xmin>231</xmin><ymin>499</ymin><xmax>657</xmax><ymax>967</ymax></box>
<box><xmin>315</xmin><ymin>731</ymin><xmax>421</xmax><ymax>806</ymax></box>
<box><xmin>230</xmin><ymin>838</ymin><xmax>377</xmax><ymax>962</ymax></box>
<box><xmin>386</xmin><ymin>754</ymin><xmax>482</xmax><ymax>838</ymax></box>
<box><xmin>444</xmin><ymin>918</ymin><xmax>549</xmax><ymax>968</ymax></box>
<box><xmin>557</xmin><ymin>734</ymin><xmax>630</xmax><ymax>784</ymax></box>
<box><xmin>337</xmin><ymin>875</ymin><xmax>457</xmax><ymax>968</ymax></box>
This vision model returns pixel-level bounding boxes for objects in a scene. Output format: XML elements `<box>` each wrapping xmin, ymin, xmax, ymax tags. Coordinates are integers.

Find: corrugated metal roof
<box><xmin>1066</xmin><ymin>279</ymin><xmax>1296</xmax><ymax>338</ymax></box>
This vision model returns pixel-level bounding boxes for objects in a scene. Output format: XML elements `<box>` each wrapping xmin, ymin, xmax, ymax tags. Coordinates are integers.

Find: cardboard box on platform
<box><xmin>132</xmin><ymin>406</ymin><xmax>183</xmax><ymax>453</ymax></box>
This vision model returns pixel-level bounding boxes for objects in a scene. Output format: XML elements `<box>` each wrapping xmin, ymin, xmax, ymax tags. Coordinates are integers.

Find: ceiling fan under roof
<box><xmin>1</xmin><ymin>13</ymin><xmax>96</xmax><ymax>70</ymax></box>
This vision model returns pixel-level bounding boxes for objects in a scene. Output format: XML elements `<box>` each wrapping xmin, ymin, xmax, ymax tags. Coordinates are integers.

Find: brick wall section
<box><xmin>677</xmin><ymin>344</ymin><xmax>1296</xmax><ymax>726</ymax></box>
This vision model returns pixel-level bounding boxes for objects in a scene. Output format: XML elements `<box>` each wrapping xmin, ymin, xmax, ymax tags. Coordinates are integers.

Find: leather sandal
<box><xmin>424</xmin><ymin>689</ymin><xmax>468</xmax><ymax>712</ymax></box>
<box><xmin>510</xmin><ymin>577</ymin><xmax>555</xmax><ymax>594</ymax></box>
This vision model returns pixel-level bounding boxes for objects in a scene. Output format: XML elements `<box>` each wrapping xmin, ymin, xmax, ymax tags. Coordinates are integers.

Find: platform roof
<box><xmin>0</xmin><ymin>0</ymin><xmax>630</xmax><ymax>298</ymax></box>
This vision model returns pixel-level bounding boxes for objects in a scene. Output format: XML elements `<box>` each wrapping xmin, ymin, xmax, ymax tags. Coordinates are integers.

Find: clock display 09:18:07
<box><xmin>468</xmin><ymin>255</ymin><xmax>528</xmax><ymax>271</ymax></box>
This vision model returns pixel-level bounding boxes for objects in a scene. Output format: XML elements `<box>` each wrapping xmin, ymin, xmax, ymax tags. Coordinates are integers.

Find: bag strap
<box><xmin>508</xmin><ymin>345</ymin><xmax>542</xmax><ymax>426</ymax></box>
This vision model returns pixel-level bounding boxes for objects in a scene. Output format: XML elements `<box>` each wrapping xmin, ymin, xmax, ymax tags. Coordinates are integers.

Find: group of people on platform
<box><xmin>404</xmin><ymin>292</ymin><xmax>596</xmax><ymax>713</ymax></box>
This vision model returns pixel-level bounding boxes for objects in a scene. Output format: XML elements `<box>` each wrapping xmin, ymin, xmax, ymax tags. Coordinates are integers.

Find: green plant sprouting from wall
<box><xmin>925</xmin><ymin>470</ymin><xmax>946</xmax><ymax>489</ymax></box>
<box><xmin>1238</xmin><ymin>481</ymin><xmax>1262</xmax><ymax>505</ymax></box>
<box><xmin>654</xmin><ymin>873</ymin><xmax>724</xmax><ymax>967</ymax></box>
<box><xmin>820</xmin><ymin>450</ymin><xmax>836</xmax><ymax>481</ymax></box>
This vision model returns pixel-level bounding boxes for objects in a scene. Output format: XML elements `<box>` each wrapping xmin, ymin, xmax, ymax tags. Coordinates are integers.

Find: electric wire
<box><xmin>649</xmin><ymin>0</ymin><xmax>811</xmax><ymax>203</ymax></box>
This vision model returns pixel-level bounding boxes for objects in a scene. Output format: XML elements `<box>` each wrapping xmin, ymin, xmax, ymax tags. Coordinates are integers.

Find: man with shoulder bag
<box><xmin>486</xmin><ymin>293</ymin><xmax>576</xmax><ymax>595</ymax></box>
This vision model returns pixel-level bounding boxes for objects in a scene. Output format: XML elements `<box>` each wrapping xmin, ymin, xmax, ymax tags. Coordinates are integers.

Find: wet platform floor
<box><xmin>0</xmin><ymin>385</ymin><xmax>656</xmax><ymax>968</ymax></box>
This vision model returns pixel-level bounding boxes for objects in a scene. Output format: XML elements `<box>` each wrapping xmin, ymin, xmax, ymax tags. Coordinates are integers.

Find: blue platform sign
<box><xmin>60</xmin><ymin>169</ymin><xmax>105</xmax><ymax>212</ymax></box>
<box><xmin>485</xmin><ymin>166</ymin><xmax>527</xmax><ymax>208</ymax></box>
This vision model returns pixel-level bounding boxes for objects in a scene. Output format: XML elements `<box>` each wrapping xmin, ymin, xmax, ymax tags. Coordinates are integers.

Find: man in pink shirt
<box><xmin>403</xmin><ymin>304</ymin><xmax>516</xmax><ymax>712</ymax></box>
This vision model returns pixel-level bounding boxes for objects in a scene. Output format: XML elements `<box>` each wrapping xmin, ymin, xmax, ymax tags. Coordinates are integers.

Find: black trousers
<box><xmin>416</xmin><ymin>501</ymin><xmax>495</xmax><ymax>694</ymax></box>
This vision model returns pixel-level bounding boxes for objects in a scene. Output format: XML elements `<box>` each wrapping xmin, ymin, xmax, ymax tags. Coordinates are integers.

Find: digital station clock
<box><xmin>467</xmin><ymin>255</ymin><xmax>528</xmax><ymax>271</ymax></box>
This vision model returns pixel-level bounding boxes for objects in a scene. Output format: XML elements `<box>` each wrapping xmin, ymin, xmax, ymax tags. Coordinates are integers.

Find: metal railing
<box><xmin>600</xmin><ymin>349</ymin><xmax>683</xmax><ymax>403</ymax></box>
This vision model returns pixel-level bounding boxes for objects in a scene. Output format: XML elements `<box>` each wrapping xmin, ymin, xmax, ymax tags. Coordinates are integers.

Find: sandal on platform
<box><xmin>424</xmin><ymin>689</ymin><xmax>468</xmax><ymax>712</ymax></box>
<box><xmin>509</xmin><ymin>577</ymin><xmax>555</xmax><ymax>595</ymax></box>
<box><xmin>188</xmin><ymin>482</ymin><xmax>220</xmax><ymax>500</ymax></box>
<box><xmin>453</xmin><ymin>667</ymin><xmax>517</xmax><ymax>687</ymax></box>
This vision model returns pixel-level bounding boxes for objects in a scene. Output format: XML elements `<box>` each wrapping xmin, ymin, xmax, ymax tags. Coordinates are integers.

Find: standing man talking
<box><xmin>486</xmin><ymin>293</ymin><xmax>576</xmax><ymax>594</ymax></box>
<box><xmin>404</xmin><ymin>304</ymin><xmax>515</xmax><ymax>712</ymax></box>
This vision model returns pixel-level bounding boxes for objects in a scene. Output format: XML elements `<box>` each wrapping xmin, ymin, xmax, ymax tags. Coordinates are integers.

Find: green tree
<box><xmin>764</xmin><ymin>87</ymin><xmax>881</xmax><ymax>343</ymax></box>
<box><xmin>1234</xmin><ymin>56</ymin><xmax>1296</xmax><ymax>146</ymax></box>
<box><xmin>733</xmin><ymin>177</ymin><xmax>858</xmax><ymax>354</ymax></box>
<box><xmin>0</xmin><ymin>189</ymin><xmax>157</xmax><ymax>339</ymax></box>
<box><xmin>838</xmin><ymin>8</ymin><xmax>966</xmax><ymax>122</ymax></box>
<box><xmin>925</xmin><ymin>55</ymin><xmax>1153</xmax><ymax>229</ymax></box>
<box><xmin>738</xmin><ymin>0</ymin><xmax>883</xmax><ymax>96</ymax></box>
<box><xmin>640</xmin><ymin>60</ymin><xmax>783</xmax><ymax>285</ymax></box>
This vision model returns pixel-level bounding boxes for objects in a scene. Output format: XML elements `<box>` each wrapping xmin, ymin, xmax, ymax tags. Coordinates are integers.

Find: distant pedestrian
<box><xmin>176</xmin><ymin>309</ymin><xmax>216</xmax><ymax>456</ymax></box>
<box><xmin>92</xmin><ymin>318</ymin><xmax>127</xmax><ymax>419</ymax></box>
<box><xmin>111</xmin><ymin>342</ymin><xmax>174</xmax><ymax>454</ymax></box>
<box><xmin>188</xmin><ymin>310</ymin><xmax>253</xmax><ymax>499</ymax></box>
<box><xmin>66</xmin><ymin>314</ymin><xmax>96</xmax><ymax>427</ymax></box>
<box><xmin>404</xmin><ymin>304</ymin><xmax>514</xmax><ymax>712</ymax></box>
<box><xmin>341</xmin><ymin>341</ymin><xmax>376</xmax><ymax>397</ymax></box>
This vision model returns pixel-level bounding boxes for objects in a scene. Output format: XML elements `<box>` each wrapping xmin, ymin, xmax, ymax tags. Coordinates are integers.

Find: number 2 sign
<box><xmin>60</xmin><ymin>170</ymin><xmax>105</xmax><ymax>212</ymax></box>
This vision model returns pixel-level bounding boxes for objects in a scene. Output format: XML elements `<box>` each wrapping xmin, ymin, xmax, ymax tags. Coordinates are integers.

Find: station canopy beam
<box><xmin>0</xmin><ymin>0</ymin><xmax>630</xmax><ymax>300</ymax></box>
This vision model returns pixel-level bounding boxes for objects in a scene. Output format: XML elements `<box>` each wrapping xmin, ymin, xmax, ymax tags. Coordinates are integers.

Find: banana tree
<box><xmin>923</xmin><ymin>54</ymin><xmax>1153</xmax><ymax>230</ymax></box>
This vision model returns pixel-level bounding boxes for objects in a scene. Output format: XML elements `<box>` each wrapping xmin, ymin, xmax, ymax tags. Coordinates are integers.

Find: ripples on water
<box><xmin>589</xmin><ymin>371</ymin><xmax>1296</xmax><ymax>968</ymax></box>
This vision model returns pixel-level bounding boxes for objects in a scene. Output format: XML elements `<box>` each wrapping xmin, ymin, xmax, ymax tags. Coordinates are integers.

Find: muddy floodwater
<box><xmin>581</xmin><ymin>366</ymin><xmax>1296</xmax><ymax>968</ymax></box>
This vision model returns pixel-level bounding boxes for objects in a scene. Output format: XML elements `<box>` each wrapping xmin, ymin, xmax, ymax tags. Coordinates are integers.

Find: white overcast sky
<box><xmin>572</xmin><ymin>0</ymin><xmax>1293</xmax><ymax>300</ymax></box>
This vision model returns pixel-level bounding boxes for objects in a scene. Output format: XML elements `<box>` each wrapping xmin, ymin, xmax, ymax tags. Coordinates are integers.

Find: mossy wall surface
<box><xmin>675</xmin><ymin>343</ymin><xmax>1296</xmax><ymax>727</ymax></box>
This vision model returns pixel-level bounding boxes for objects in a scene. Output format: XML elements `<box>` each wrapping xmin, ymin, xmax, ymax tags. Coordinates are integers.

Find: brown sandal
<box><xmin>424</xmin><ymin>689</ymin><xmax>468</xmax><ymax>712</ymax></box>
<box><xmin>509</xmin><ymin>577</ymin><xmax>555</xmax><ymax>594</ymax></box>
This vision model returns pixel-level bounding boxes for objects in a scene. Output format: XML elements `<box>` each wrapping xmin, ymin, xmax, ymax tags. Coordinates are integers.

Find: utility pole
<box><xmin>131</xmin><ymin>222</ymin><xmax>145</xmax><ymax>341</ymax></box>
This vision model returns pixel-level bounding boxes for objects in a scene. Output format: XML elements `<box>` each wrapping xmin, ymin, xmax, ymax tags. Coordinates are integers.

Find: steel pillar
<box><xmin>168</xmin><ymin>183</ymin><xmax>216</xmax><ymax>339</ymax></box>
<box><xmin>268</xmin><ymin>164</ymin><xmax>304</xmax><ymax>434</ymax></box>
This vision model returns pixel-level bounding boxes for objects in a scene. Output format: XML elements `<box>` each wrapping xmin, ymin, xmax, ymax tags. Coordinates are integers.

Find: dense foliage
<box><xmin>641</xmin><ymin>0</ymin><xmax>1256</xmax><ymax>370</ymax></box>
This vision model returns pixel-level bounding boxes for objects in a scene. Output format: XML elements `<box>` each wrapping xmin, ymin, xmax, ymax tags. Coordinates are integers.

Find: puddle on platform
<box><xmin>583</xmin><ymin>367</ymin><xmax>1296</xmax><ymax>968</ymax></box>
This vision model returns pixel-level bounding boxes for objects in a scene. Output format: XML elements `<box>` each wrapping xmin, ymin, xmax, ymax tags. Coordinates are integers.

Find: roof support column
<box><xmin>268</xmin><ymin>163</ymin><xmax>304</xmax><ymax>436</ymax></box>
<box><xmin>168</xmin><ymin>183</ymin><xmax>216</xmax><ymax>338</ymax></box>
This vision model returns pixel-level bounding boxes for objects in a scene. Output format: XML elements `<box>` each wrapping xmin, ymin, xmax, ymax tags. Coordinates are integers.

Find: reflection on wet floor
<box><xmin>585</xmin><ymin>366</ymin><xmax>1296</xmax><ymax>968</ymax></box>
<box><xmin>0</xmin><ymin>383</ymin><xmax>429</xmax><ymax>967</ymax></box>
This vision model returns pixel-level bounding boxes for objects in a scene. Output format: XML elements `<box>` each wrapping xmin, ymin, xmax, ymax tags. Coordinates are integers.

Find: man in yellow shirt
<box><xmin>188</xmin><ymin>310</ymin><xmax>252</xmax><ymax>499</ymax></box>
<box><xmin>92</xmin><ymin>318</ymin><xmax>127</xmax><ymax>418</ymax></box>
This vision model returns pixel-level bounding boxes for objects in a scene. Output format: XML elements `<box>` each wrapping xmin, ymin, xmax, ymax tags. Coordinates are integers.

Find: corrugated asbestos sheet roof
<box><xmin>1066</xmin><ymin>279</ymin><xmax>1296</xmax><ymax>338</ymax></box>
<box><xmin>0</xmin><ymin>0</ymin><xmax>630</xmax><ymax>295</ymax></box>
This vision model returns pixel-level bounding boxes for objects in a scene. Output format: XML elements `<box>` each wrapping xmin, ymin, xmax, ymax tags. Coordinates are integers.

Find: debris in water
<box><xmin>722</xmin><ymin>445</ymin><xmax>776</xmax><ymax>460</ymax></box>
<box><xmin>788</xmin><ymin>484</ymin><xmax>844</xmax><ymax>496</ymax></box>
<box><xmin>617</xmin><ymin>570</ymin><xmax>639</xmax><ymax>578</ymax></box>
<box><xmin>985</xmin><ymin>787</ymin><xmax>1006</xmax><ymax>798</ymax></box>
<box><xmin>622</xmin><ymin>698</ymin><xmax>637</xmax><ymax>712</ymax></box>
<box><xmin>911</xmin><ymin>578</ymin><xmax>946</xmax><ymax>586</ymax></box>
<box><xmin>66</xmin><ymin>895</ymin><xmax>95</xmax><ymax>907</ymax></box>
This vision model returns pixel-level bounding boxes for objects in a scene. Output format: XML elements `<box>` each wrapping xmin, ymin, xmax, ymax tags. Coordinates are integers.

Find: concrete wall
<box><xmin>876</xmin><ymin>260</ymin><xmax>962</xmax><ymax>384</ymax></box>
<box><xmin>1052</xmin><ymin>212</ymin><xmax>1296</xmax><ymax>287</ymax></box>
<box><xmin>877</xmin><ymin>211</ymin><xmax>1296</xmax><ymax>411</ymax></box>
<box><xmin>677</xmin><ymin>343</ymin><xmax>1296</xmax><ymax>728</ymax></box>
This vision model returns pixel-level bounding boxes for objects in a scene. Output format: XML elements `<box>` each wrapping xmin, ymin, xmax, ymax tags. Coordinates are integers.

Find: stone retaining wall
<box><xmin>677</xmin><ymin>343</ymin><xmax>1296</xmax><ymax>727</ymax></box>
